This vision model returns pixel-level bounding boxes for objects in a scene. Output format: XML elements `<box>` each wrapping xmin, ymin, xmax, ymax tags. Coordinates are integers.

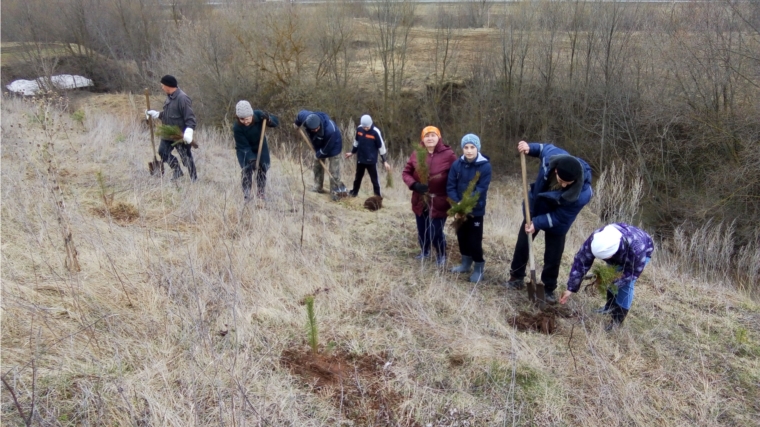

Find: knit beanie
<box><xmin>160</xmin><ymin>75</ymin><xmax>178</xmax><ymax>88</ymax></box>
<box><xmin>591</xmin><ymin>225</ymin><xmax>623</xmax><ymax>259</ymax></box>
<box><xmin>420</xmin><ymin>126</ymin><xmax>441</xmax><ymax>140</ymax></box>
<box><xmin>304</xmin><ymin>114</ymin><xmax>321</xmax><ymax>131</ymax></box>
<box><xmin>360</xmin><ymin>115</ymin><xmax>373</xmax><ymax>128</ymax></box>
<box><xmin>554</xmin><ymin>155</ymin><xmax>583</xmax><ymax>182</ymax></box>
<box><xmin>461</xmin><ymin>134</ymin><xmax>481</xmax><ymax>151</ymax></box>
<box><xmin>235</xmin><ymin>100</ymin><xmax>253</xmax><ymax>118</ymax></box>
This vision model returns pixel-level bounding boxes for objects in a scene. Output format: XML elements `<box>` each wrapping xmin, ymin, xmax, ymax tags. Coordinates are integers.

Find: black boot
<box><xmin>595</xmin><ymin>290</ymin><xmax>615</xmax><ymax>314</ymax></box>
<box><xmin>605</xmin><ymin>304</ymin><xmax>629</xmax><ymax>331</ymax></box>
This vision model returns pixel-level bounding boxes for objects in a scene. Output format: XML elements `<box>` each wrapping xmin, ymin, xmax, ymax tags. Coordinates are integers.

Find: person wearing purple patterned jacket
<box><xmin>559</xmin><ymin>223</ymin><xmax>654</xmax><ymax>330</ymax></box>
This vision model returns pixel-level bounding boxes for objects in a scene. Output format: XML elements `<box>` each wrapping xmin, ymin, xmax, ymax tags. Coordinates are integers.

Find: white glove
<box><xmin>145</xmin><ymin>109</ymin><xmax>159</xmax><ymax>120</ymax></box>
<box><xmin>183</xmin><ymin>128</ymin><xmax>194</xmax><ymax>144</ymax></box>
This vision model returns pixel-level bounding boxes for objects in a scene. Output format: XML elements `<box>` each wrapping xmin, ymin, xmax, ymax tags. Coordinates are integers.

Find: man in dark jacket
<box><xmin>294</xmin><ymin>109</ymin><xmax>343</xmax><ymax>195</ymax></box>
<box><xmin>146</xmin><ymin>75</ymin><xmax>197</xmax><ymax>181</ymax></box>
<box><xmin>505</xmin><ymin>141</ymin><xmax>593</xmax><ymax>303</ymax></box>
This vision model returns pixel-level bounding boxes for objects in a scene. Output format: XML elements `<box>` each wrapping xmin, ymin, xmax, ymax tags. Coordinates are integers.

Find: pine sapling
<box><xmin>157</xmin><ymin>124</ymin><xmax>199</xmax><ymax>148</ymax></box>
<box><xmin>591</xmin><ymin>263</ymin><xmax>622</xmax><ymax>296</ymax></box>
<box><xmin>447</xmin><ymin>171</ymin><xmax>480</xmax><ymax>230</ymax></box>
<box><xmin>304</xmin><ymin>295</ymin><xmax>319</xmax><ymax>354</ymax></box>
<box><xmin>414</xmin><ymin>146</ymin><xmax>430</xmax><ymax>206</ymax></box>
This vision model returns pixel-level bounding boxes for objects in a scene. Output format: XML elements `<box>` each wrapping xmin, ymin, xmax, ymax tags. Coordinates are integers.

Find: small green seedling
<box><xmin>304</xmin><ymin>295</ymin><xmax>319</xmax><ymax>354</ymax></box>
<box><xmin>447</xmin><ymin>171</ymin><xmax>481</xmax><ymax>230</ymax></box>
<box><xmin>591</xmin><ymin>263</ymin><xmax>622</xmax><ymax>295</ymax></box>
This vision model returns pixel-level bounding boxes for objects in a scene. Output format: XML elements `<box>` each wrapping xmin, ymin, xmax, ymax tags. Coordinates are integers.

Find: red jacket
<box><xmin>402</xmin><ymin>140</ymin><xmax>457</xmax><ymax>218</ymax></box>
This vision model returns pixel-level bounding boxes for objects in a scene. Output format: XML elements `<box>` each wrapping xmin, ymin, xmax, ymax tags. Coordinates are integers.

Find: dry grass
<box><xmin>2</xmin><ymin>95</ymin><xmax>759</xmax><ymax>426</ymax></box>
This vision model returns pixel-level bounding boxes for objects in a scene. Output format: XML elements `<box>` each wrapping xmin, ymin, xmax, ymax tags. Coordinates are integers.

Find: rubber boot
<box><xmin>595</xmin><ymin>290</ymin><xmax>615</xmax><ymax>314</ymax></box>
<box><xmin>451</xmin><ymin>255</ymin><xmax>473</xmax><ymax>273</ymax></box>
<box><xmin>605</xmin><ymin>305</ymin><xmax>629</xmax><ymax>331</ymax></box>
<box><xmin>469</xmin><ymin>262</ymin><xmax>485</xmax><ymax>282</ymax></box>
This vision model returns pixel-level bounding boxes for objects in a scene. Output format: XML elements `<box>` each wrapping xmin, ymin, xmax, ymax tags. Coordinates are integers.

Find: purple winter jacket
<box><xmin>566</xmin><ymin>223</ymin><xmax>655</xmax><ymax>292</ymax></box>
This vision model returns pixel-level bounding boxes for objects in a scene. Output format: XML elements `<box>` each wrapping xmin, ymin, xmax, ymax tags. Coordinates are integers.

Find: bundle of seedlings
<box><xmin>385</xmin><ymin>171</ymin><xmax>394</xmax><ymax>188</ymax></box>
<box><xmin>585</xmin><ymin>263</ymin><xmax>622</xmax><ymax>296</ymax></box>
<box><xmin>447</xmin><ymin>171</ymin><xmax>481</xmax><ymax>230</ymax></box>
<box><xmin>414</xmin><ymin>146</ymin><xmax>430</xmax><ymax>207</ymax></box>
<box><xmin>156</xmin><ymin>124</ymin><xmax>199</xmax><ymax>148</ymax></box>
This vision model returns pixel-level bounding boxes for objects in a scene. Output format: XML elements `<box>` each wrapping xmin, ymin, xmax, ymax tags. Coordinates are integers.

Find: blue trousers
<box><xmin>415</xmin><ymin>213</ymin><xmax>446</xmax><ymax>257</ymax></box>
<box><xmin>613</xmin><ymin>257</ymin><xmax>650</xmax><ymax>310</ymax></box>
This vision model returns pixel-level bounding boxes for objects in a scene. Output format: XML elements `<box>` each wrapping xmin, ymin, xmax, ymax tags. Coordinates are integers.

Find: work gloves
<box><xmin>411</xmin><ymin>182</ymin><xmax>428</xmax><ymax>194</ymax></box>
<box><xmin>259</xmin><ymin>111</ymin><xmax>270</xmax><ymax>122</ymax></box>
<box><xmin>145</xmin><ymin>110</ymin><xmax>160</xmax><ymax>120</ymax></box>
<box><xmin>183</xmin><ymin>128</ymin><xmax>194</xmax><ymax>144</ymax></box>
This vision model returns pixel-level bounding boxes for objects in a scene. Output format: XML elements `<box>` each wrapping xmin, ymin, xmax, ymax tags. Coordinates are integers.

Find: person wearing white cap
<box><xmin>559</xmin><ymin>223</ymin><xmax>655</xmax><ymax>330</ymax></box>
<box><xmin>344</xmin><ymin>114</ymin><xmax>390</xmax><ymax>197</ymax></box>
<box><xmin>233</xmin><ymin>100</ymin><xmax>279</xmax><ymax>201</ymax></box>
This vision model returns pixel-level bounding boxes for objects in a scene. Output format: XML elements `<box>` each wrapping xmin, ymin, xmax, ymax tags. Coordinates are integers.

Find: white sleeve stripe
<box><xmin>546</xmin><ymin>213</ymin><xmax>553</xmax><ymax>228</ymax></box>
<box><xmin>375</xmin><ymin>127</ymin><xmax>387</xmax><ymax>155</ymax></box>
<box><xmin>353</xmin><ymin>140</ymin><xmax>359</xmax><ymax>147</ymax></box>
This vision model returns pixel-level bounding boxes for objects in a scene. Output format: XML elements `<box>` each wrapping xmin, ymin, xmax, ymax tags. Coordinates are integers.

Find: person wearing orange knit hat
<box><xmin>401</xmin><ymin>126</ymin><xmax>457</xmax><ymax>266</ymax></box>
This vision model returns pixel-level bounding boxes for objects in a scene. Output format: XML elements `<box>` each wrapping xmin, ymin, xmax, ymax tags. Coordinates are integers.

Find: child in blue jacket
<box><xmin>344</xmin><ymin>115</ymin><xmax>391</xmax><ymax>197</ymax></box>
<box><xmin>446</xmin><ymin>134</ymin><xmax>492</xmax><ymax>282</ymax></box>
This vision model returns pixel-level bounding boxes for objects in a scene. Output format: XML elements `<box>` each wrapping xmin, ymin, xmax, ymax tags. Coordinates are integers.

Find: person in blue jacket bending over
<box><xmin>294</xmin><ymin>109</ymin><xmax>344</xmax><ymax>196</ymax></box>
<box><xmin>505</xmin><ymin>140</ymin><xmax>593</xmax><ymax>303</ymax></box>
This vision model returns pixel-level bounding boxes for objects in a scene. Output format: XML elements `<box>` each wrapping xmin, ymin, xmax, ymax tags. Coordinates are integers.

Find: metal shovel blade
<box><xmin>148</xmin><ymin>159</ymin><xmax>163</xmax><ymax>176</ymax></box>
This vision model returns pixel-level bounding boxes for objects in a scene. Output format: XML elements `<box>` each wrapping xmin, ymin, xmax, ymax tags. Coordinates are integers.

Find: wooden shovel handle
<box><xmin>255</xmin><ymin>119</ymin><xmax>268</xmax><ymax>172</ymax></box>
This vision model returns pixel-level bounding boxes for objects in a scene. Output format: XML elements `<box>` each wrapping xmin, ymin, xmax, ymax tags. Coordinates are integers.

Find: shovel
<box><xmin>296</xmin><ymin>127</ymin><xmax>348</xmax><ymax>198</ymax></box>
<box><xmin>144</xmin><ymin>88</ymin><xmax>163</xmax><ymax>175</ymax></box>
<box><xmin>520</xmin><ymin>152</ymin><xmax>545</xmax><ymax>307</ymax></box>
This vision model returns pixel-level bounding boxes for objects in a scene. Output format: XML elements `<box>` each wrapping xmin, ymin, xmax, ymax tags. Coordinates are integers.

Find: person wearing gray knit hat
<box><xmin>345</xmin><ymin>114</ymin><xmax>390</xmax><ymax>198</ymax></box>
<box><xmin>233</xmin><ymin>100</ymin><xmax>278</xmax><ymax>201</ymax></box>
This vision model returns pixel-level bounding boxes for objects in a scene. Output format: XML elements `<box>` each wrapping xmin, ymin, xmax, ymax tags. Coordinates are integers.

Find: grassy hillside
<box><xmin>1</xmin><ymin>94</ymin><xmax>759</xmax><ymax>426</ymax></box>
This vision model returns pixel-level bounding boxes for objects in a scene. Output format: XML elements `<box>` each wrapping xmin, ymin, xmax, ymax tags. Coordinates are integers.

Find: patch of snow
<box><xmin>6</xmin><ymin>74</ymin><xmax>94</xmax><ymax>95</ymax></box>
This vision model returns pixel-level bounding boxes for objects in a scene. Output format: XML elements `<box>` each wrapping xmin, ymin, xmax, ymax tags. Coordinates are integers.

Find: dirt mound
<box><xmin>281</xmin><ymin>349</ymin><xmax>419</xmax><ymax>426</ymax></box>
<box><xmin>92</xmin><ymin>202</ymin><xmax>139</xmax><ymax>223</ymax></box>
<box><xmin>363</xmin><ymin>195</ymin><xmax>383</xmax><ymax>211</ymax></box>
<box><xmin>509</xmin><ymin>305</ymin><xmax>574</xmax><ymax>334</ymax></box>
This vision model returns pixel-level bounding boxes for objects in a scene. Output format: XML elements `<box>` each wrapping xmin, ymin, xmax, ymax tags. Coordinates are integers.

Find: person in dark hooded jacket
<box><xmin>294</xmin><ymin>109</ymin><xmax>343</xmax><ymax>195</ymax></box>
<box><xmin>233</xmin><ymin>100</ymin><xmax>279</xmax><ymax>201</ymax></box>
<box><xmin>446</xmin><ymin>134</ymin><xmax>492</xmax><ymax>282</ymax></box>
<box><xmin>402</xmin><ymin>126</ymin><xmax>457</xmax><ymax>267</ymax></box>
<box><xmin>505</xmin><ymin>141</ymin><xmax>593</xmax><ymax>303</ymax></box>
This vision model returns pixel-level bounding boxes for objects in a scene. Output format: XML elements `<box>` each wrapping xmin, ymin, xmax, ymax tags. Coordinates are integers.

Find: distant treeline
<box><xmin>3</xmin><ymin>0</ymin><xmax>759</xmax><ymax>248</ymax></box>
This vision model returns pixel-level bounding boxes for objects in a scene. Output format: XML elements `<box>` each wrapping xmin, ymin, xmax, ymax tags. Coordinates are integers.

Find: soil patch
<box><xmin>281</xmin><ymin>349</ymin><xmax>419</xmax><ymax>426</ymax></box>
<box><xmin>92</xmin><ymin>202</ymin><xmax>140</xmax><ymax>223</ymax></box>
<box><xmin>509</xmin><ymin>305</ymin><xmax>574</xmax><ymax>335</ymax></box>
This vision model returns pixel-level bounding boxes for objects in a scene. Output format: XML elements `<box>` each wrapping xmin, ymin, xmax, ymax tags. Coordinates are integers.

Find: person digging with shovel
<box><xmin>504</xmin><ymin>141</ymin><xmax>592</xmax><ymax>304</ymax></box>
<box><xmin>294</xmin><ymin>109</ymin><xmax>345</xmax><ymax>200</ymax></box>
<box><xmin>560</xmin><ymin>223</ymin><xmax>654</xmax><ymax>331</ymax></box>
<box><xmin>233</xmin><ymin>100</ymin><xmax>278</xmax><ymax>202</ymax></box>
<box><xmin>145</xmin><ymin>75</ymin><xmax>197</xmax><ymax>181</ymax></box>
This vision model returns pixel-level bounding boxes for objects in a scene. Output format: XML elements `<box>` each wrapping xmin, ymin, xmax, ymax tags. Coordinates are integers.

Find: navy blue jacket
<box><xmin>446</xmin><ymin>153</ymin><xmax>492</xmax><ymax>217</ymax></box>
<box><xmin>351</xmin><ymin>125</ymin><xmax>387</xmax><ymax>165</ymax></box>
<box><xmin>294</xmin><ymin>110</ymin><xmax>342</xmax><ymax>158</ymax></box>
<box><xmin>233</xmin><ymin>110</ymin><xmax>279</xmax><ymax>169</ymax></box>
<box><xmin>526</xmin><ymin>143</ymin><xmax>593</xmax><ymax>235</ymax></box>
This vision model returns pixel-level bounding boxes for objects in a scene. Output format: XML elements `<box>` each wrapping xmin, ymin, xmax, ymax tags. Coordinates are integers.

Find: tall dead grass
<box><xmin>2</xmin><ymin>97</ymin><xmax>759</xmax><ymax>426</ymax></box>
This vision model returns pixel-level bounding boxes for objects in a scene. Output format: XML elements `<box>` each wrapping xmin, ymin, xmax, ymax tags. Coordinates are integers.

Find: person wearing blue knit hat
<box><xmin>446</xmin><ymin>134</ymin><xmax>492</xmax><ymax>282</ymax></box>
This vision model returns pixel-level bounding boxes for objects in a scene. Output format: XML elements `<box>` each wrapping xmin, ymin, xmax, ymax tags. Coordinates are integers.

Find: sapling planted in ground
<box><xmin>304</xmin><ymin>295</ymin><xmax>319</xmax><ymax>354</ymax></box>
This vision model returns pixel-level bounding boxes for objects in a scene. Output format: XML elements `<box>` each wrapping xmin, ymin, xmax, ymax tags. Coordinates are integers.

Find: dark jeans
<box><xmin>509</xmin><ymin>220</ymin><xmax>566</xmax><ymax>293</ymax></box>
<box><xmin>415</xmin><ymin>212</ymin><xmax>446</xmax><ymax>257</ymax></box>
<box><xmin>457</xmin><ymin>215</ymin><xmax>484</xmax><ymax>262</ymax></box>
<box><xmin>242</xmin><ymin>160</ymin><xmax>267</xmax><ymax>197</ymax></box>
<box><xmin>352</xmin><ymin>163</ymin><xmax>381</xmax><ymax>196</ymax></box>
<box><xmin>159</xmin><ymin>139</ymin><xmax>197</xmax><ymax>180</ymax></box>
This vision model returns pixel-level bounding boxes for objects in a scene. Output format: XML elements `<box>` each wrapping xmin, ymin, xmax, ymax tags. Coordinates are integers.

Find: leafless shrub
<box><xmin>590</xmin><ymin>162</ymin><xmax>644</xmax><ymax>225</ymax></box>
